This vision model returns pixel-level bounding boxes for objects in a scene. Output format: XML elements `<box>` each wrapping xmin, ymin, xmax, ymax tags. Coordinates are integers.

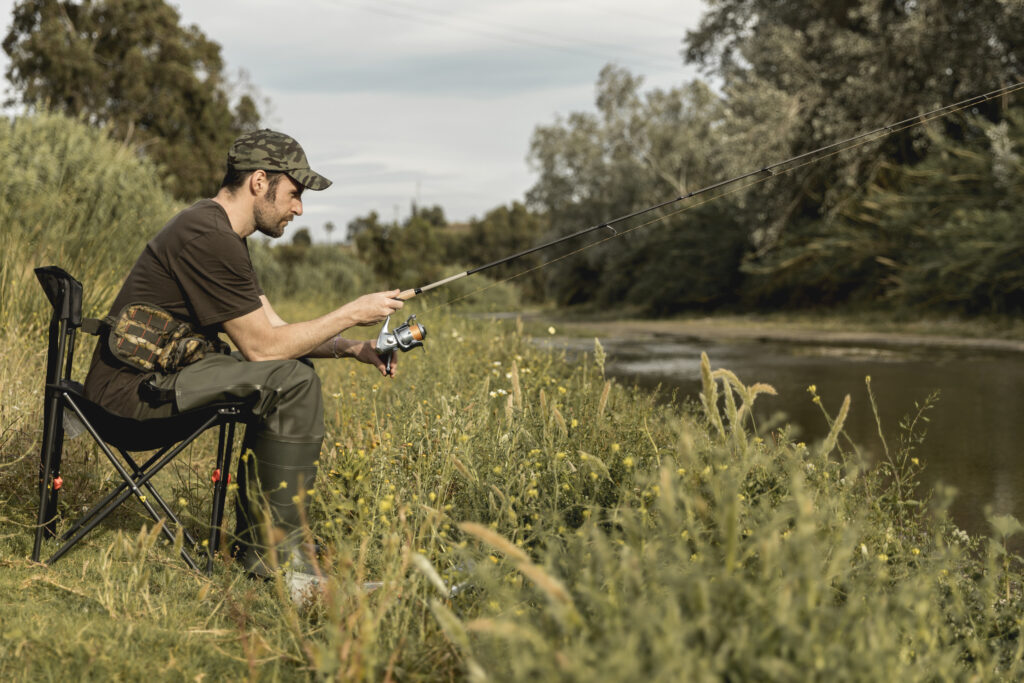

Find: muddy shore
<box><xmin>552</xmin><ymin>317</ymin><xmax>1024</xmax><ymax>355</ymax></box>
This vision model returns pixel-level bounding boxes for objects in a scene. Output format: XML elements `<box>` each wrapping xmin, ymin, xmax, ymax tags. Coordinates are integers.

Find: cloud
<box><xmin>0</xmin><ymin>0</ymin><xmax>706</xmax><ymax>239</ymax></box>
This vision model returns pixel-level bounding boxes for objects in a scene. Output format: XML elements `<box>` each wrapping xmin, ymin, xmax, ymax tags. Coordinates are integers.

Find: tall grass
<box><xmin>2</xmin><ymin>304</ymin><xmax>1024</xmax><ymax>679</ymax></box>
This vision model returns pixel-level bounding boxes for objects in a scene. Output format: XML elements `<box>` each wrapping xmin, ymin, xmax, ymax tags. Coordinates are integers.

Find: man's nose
<box><xmin>293</xmin><ymin>199</ymin><xmax>303</xmax><ymax>216</ymax></box>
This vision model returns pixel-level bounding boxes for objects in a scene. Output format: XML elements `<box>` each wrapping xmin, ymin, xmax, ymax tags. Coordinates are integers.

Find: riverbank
<box><xmin>548</xmin><ymin>313</ymin><xmax>1024</xmax><ymax>355</ymax></box>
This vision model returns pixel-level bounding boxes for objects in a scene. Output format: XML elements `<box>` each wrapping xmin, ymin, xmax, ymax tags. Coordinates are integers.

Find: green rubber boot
<box><xmin>233</xmin><ymin>432</ymin><xmax>320</xmax><ymax>578</ymax></box>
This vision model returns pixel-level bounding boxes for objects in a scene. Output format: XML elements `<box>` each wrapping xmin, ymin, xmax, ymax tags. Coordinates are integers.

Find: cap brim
<box><xmin>288</xmin><ymin>168</ymin><xmax>332</xmax><ymax>191</ymax></box>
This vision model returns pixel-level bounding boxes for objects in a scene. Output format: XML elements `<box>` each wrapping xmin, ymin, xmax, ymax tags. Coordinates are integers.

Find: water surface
<box><xmin>557</xmin><ymin>334</ymin><xmax>1024</xmax><ymax>538</ymax></box>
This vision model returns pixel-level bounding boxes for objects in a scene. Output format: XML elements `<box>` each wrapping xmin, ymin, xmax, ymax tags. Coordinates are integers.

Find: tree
<box><xmin>291</xmin><ymin>227</ymin><xmax>312</xmax><ymax>247</ymax></box>
<box><xmin>683</xmin><ymin>0</ymin><xmax>1024</xmax><ymax>294</ymax></box>
<box><xmin>527</xmin><ymin>66</ymin><xmax>744</xmax><ymax>310</ymax></box>
<box><xmin>323</xmin><ymin>220</ymin><xmax>336</xmax><ymax>244</ymax></box>
<box><xmin>3</xmin><ymin>0</ymin><xmax>262</xmax><ymax>200</ymax></box>
<box><xmin>839</xmin><ymin>112</ymin><xmax>1024</xmax><ymax>314</ymax></box>
<box><xmin>459</xmin><ymin>202</ymin><xmax>549</xmax><ymax>301</ymax></box>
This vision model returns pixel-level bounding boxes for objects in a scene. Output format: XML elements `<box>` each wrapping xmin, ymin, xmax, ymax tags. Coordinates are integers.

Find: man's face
<box><xmin>254</xmin><ymin>174</ymin><xmax>304</xmax><ymax>238</ymax></box>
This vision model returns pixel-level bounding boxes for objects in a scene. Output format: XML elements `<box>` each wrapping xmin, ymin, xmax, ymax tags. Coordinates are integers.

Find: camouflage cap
<box><xmin>227</xmin><ymin>129</ymin><xmax>332</xmax><ymax>191</ymax></box>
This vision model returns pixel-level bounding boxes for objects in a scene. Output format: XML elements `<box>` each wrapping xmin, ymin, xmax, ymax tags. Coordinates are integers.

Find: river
<box><xmin>554</xmin><ymin>330</ymin><xmax>1024</xmax><ymax>540</ymax></box>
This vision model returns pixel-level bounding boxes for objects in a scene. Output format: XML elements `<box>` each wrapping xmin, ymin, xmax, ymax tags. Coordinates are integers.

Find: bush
<box><xmin>248</xmin><ymin>240</ymin><xmax>377</xmax><ymax>304</ymax></box>
<box><xmin>0</xmin><ymin>111</ymin><xmax>180</xmax><ymax>335</ymax></box>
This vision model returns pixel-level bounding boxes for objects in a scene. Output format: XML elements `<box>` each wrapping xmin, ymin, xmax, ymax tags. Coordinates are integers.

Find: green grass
<box><xmin>3</xmin><ymin>304</ymin><xmax>1024</xmax><ymax>680</ymax></box>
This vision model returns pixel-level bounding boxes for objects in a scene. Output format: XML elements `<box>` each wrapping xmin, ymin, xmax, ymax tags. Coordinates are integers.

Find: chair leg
<box><xmin>46</xmin><ymin>437</ymin><xmax>201</xmax><ymax>572</ymax></box>
<box><xmin>33</xmin><ymin>392</ymin><xmax>66</xmax><ymax>562</ymax></box>
<box><xmin>206</xmin><ymin>420</ymin><xmax>239</xmax><ymax>575</ymax></box>
<box><xmin>121</xmin><ymin>450</ymin><xmax>200</xmax><ymax>550</ymax></box>
<box><xmin>47</xmin><ymin>399</ymin><xmax>221</xmax><ymax>571</ymax></box>
<box><xmin>59</xmin><ymin>449</ymin><xmax>168</xmax><ymax>543</ymax></box>
<box><xmin>46</xmin><ymin>437</ymin><xmax>205</xmax><ymax>571</ymax></box>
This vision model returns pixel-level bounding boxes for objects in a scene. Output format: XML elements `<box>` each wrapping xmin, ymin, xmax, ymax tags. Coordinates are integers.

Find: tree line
<box><xmin>330</xmin><ymin>0</ymin><xmax>1024</xmax><ymax>316</ymax></box>
<box><xmin>6</xmin><ymin>0</ymin><xmax>1022</xmax><ymax>316</ymax></box>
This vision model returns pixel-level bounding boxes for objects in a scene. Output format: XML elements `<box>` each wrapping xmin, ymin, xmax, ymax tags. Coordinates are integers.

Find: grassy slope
<box><xmin>2</xmin><ymin>306</ymin><xmax>1024</xmax><ymax>680</ymax></box>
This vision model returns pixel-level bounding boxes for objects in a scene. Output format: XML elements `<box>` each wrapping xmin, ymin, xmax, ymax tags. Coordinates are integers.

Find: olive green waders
<box><xmin>137</xmin><ymin>353</ymin><xmax>324</xmax><ymax>577</ymax></box>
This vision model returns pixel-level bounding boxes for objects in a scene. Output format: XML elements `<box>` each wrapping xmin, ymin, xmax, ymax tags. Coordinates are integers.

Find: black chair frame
<box><xmin>32</xmin><ymin>266</ymin><xmax>250</xmax><ymax>574</ymax></box>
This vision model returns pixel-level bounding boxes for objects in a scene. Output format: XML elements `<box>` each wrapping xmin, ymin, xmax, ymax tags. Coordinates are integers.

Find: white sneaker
<box><xmin>284</xmin><ymin>571</ymin><xmax>384</xmax><ymax>605</ymax></box>
<box><xmin>286</xmin><ymin>570</ymin><xmax>324</xmax><ymax>605</ymax></box>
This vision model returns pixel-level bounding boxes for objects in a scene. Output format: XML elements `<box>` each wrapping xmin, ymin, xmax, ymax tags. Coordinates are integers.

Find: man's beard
<box><xmin>254</xmin><ymin>191</ymin><xmax>287</xmax><ymax>238</ymax></box>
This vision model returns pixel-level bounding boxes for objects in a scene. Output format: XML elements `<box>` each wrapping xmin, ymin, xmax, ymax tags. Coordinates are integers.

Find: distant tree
<box><xmin>323</xmin><ymin>220</ymin><xmax>336</xmax><ymax>244</ymax></box>
<box><xmin>348</xmin><ymin>206</ymin><xmax>459</xmax><ymax>286</ymax></box>
<box><xmin>458</xmin><ymin>202</ymin><xmax>549</xmax><ymax>301</ymax></box>
<box><xmin>291</xmin><ymin>227</ymin><xmax>312</xmax><ymax>247</ymax></box>
<box><xmin>416</xmin><ymin>205</ymin><xmax>446</xmax><ymax>228</ymax></box>
<box><xmin>349</xmin><ymin>211</ymin><xmax>397</xmax><ymax>280</ymax></box>
<box><xmin>3</xmin><ymin>0</ymin><xmax>263</xmax><ymax>200</ymax></box>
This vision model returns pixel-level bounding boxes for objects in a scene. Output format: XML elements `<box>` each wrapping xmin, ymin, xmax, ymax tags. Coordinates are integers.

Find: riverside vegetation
<box><xmin>3</xmin><ymin>115</ymin><xmax>1024</xmax><ymax>680</ymax></box>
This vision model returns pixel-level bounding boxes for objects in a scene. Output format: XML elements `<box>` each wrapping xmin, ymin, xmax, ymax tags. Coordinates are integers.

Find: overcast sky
<box><xmin>0</xmin><ymin>0</ymin><xmax>707</xmax><ymax>241</ymax></box>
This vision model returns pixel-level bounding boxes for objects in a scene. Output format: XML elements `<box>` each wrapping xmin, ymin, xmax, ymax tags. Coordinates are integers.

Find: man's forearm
<box><xmin>307</xmin><ymin>335</ymin><xmax>367</xmax><ymax>359</ymax></box>
<box><xmin>223</xmin><ymin>290</ymin><xmax>403</xmax><ymax>362</ymax></box>
<box><xmin>224</xmin><ymin>307</ymin><xmax>365</xmax><ymax>361</ymax></box>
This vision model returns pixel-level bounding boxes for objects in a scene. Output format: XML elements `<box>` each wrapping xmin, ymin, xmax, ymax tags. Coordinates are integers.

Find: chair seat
<box><xmin>56</xmin><ymin>379</ymin><xmax>251</xmax><ymax>451</ymax></box>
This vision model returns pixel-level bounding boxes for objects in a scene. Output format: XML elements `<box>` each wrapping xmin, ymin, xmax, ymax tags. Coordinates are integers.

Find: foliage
<box><xmin>527</xmin><ymin>67</ymin><xmax>747</xmax><ymax>311</ymax></box>
<box><xmin>347</xmin><ymin>205</ymin><xmax>525</xmax><ymax>311</ymax></box>
<box><xmin>248</xmin><ymin>239</ymin><xmax>377</xmax><ymax>306</ymax></box>
<box><xmin>685</xmin><ymin>0</ymin><xmax>1024</xmax><ymax>236</ymax></box>
<box><xmin>856</xmin><ymin>113</ymin><xmax>1024</xmax><ymax>314</ymax></box>
<box><xmin>460</xmin><ymin>202</ymin><xmax>549</xmax><ymax>302</ymax></box>
<box><xmin>681</xmin><ymin>0</ymin><xmax>1024</xmax><ymax>307</ymax></box>
<box><xmin>0</xmin><ymin>111</ymin><xmax>179</xmax><ymax>336</ymax></box>
<box><xmin>520</xmin><ymin>1</ymin><xmax>1024</xmax><ymax>315</ymax></box>
<box><xmin>349</xmin><ymin>207</ymin><xmax>451</xmax><ymax>286</ymax></box>
<box><xmin>290</xmin><ymin>226</ymin><xmax>312</xmax><ymax>247</ymax></box>
<box><xmin>3</xmin><ymin>0</ymin><xmax>262</xmax><ymax>200</ymax></box>
<box><xmin>747</xmin><ymin>110</ymin><xmax>1024</xmax><ymax>312</ymax></box>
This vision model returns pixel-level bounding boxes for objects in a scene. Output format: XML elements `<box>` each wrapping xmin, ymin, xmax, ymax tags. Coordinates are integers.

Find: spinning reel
<box><xmin>375</xmin><ymin>314</ymin><xmax>426</xmax><ymax>374</ymax></box>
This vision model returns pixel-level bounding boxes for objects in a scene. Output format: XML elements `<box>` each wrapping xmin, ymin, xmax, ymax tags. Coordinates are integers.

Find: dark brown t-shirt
<box><xmin>84</xmin><ymin>199</ymin><xmax>263</xmax><ymax>417</ymax></box>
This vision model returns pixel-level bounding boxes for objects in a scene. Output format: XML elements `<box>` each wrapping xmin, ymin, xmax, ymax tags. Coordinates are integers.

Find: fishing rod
<box><xmin>374</xmin><ymin>80</ymin><xmax>1024</xmax><ymax>365</ymax></box>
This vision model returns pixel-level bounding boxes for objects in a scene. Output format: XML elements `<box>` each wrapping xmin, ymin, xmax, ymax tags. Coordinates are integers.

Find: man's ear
<box><xmin>248</xmin><ymin>169</ymin><xmax>268</xmax><ymax>196</ymax></box>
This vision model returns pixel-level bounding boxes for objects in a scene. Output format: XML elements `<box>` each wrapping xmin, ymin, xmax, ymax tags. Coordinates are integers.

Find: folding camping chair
<box><xmin>31</xmin><ymin>266</ymin><xmax>251</xmax><ymax>574</ymax></box>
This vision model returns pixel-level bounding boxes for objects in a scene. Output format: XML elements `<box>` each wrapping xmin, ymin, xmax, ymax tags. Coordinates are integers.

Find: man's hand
<box><xmin>343</xmin><ymin>290</ymin><xmax>404</xmax><ymax>327</ymax></box>
<box><xmin>347</xmin><ymin>339</ymin><xmax>397</xmax><ymax>377</ymax></box>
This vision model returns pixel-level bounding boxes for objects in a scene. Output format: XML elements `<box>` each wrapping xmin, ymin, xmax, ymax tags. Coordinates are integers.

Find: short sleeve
<box><xmin>174</xmin><ymin>230</ymin><xmax>263</xmax><ymax>327</ymax></box>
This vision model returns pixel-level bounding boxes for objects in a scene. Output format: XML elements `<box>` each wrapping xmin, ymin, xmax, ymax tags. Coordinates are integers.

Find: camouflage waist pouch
<box><xmin>105</xmin><ymin>302</ymin><xmax>229</xmax><ymax>374</ymax></box>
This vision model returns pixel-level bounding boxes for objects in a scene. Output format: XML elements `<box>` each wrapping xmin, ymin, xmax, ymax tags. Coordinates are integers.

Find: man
<box><xmin>84</xmin><ymin>129</ymin><xmax>403</xmax><ymax>595</ymax></box>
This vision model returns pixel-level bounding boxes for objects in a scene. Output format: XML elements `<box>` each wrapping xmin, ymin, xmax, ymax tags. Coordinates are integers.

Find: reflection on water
<box><xmin>558</xmin><ymin>335</ymin><xmax>1024</xmax><ymax>539</ymax></box>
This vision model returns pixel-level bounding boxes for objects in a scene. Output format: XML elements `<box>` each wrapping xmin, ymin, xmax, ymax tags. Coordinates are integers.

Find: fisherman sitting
<box><xmin>84</xmin><ymin>129</ymin><xmax>404</xmax><ymax>598</ymax></box>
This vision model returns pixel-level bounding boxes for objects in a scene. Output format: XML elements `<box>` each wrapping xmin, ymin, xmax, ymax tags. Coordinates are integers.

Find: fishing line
<box><xmin>400</xmin><ymin>80</ymin><xmax>1024</xmax><ymax>310</ymax></box>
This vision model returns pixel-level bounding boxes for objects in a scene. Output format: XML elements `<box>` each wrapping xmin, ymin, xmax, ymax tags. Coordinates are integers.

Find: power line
<box><xmin>336</xmin><ymin>0</ymin><xmax>683</xmax><ymax>74</ymax></box>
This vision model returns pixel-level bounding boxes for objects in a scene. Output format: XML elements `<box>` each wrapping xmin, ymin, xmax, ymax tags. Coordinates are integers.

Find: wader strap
<box><xmin>139</xmin><ymin>378</ymin><xmax>176</xmax><ymax>406</ymax></box>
